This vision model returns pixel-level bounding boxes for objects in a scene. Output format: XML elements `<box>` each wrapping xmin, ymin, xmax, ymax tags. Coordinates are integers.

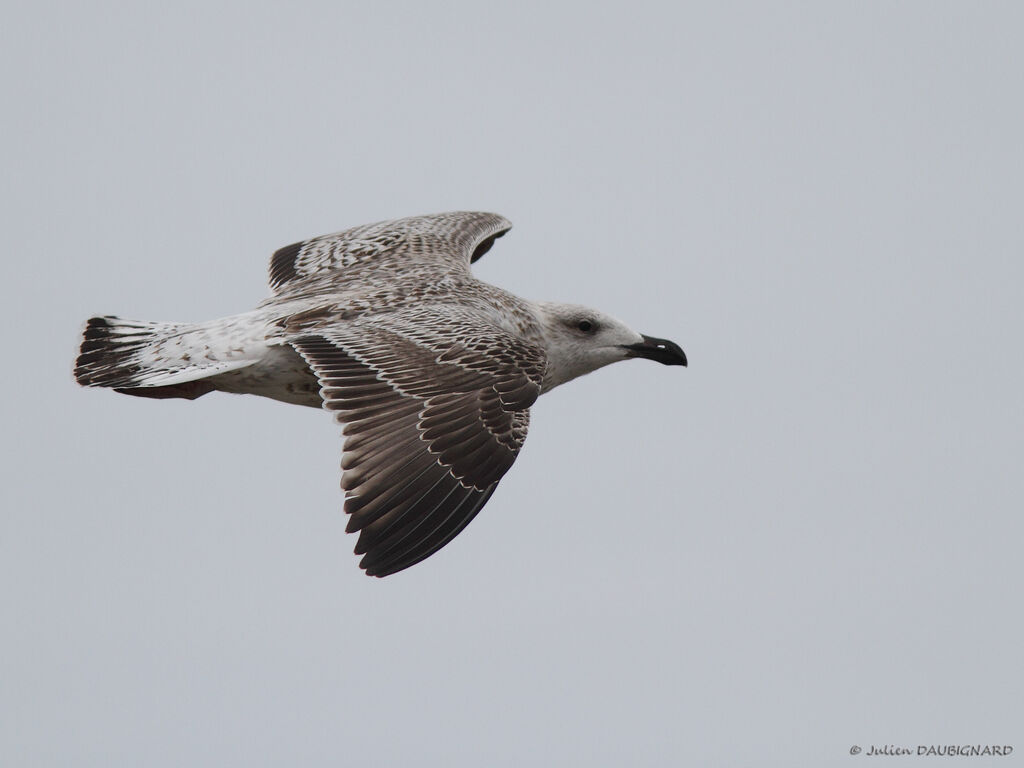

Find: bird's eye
<box><xmin>577</xmin><ymin>319</ymin><xmax>595</xmax><ymax>333</ymax></box>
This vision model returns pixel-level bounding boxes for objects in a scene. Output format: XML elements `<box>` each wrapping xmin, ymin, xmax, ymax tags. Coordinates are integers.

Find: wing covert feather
<box><xmin>269</xmin><ymin>212</ymin><xmax>511</xmax><ymax>293</ymax></box>
<box><xmin>290</xmin><ymin>322</ymin><xmax>541</xmax><ymax>577</ymax></box>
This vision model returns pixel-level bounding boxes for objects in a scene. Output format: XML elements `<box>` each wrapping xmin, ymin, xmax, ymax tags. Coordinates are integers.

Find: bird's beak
<box><xmin>622</xmin><ymin>335</ymin><xmax>688</xmax><ymax>366</ymax></box>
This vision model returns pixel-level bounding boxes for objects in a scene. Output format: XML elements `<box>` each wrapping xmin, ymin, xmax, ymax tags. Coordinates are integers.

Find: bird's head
<box><xmin>534</xmin><ymin>302</ymin><xmax>687</xmax><ymax>392</ymax></box>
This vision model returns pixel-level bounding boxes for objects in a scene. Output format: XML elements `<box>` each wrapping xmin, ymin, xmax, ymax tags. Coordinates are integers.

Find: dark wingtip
<box><xmin>269</xmin><ymin>240</ymin><xmax>304</xmax><ymax>289</ymax></box>
<box><xmin>469</xmin><ymin>227</ymin><xmax>510</xmax><ymax>263</ymax></box>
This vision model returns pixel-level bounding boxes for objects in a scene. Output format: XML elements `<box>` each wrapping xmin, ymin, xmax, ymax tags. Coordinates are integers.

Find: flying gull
<box><xmin>74</xmin><ymin>212</ymin><xmax>687</xmax><ymax>576</ymax></box>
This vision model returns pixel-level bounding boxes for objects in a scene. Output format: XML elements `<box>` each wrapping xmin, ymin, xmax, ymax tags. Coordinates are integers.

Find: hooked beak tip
<box><xmin>623</xmin><ymin>335</ymin><xmax>687</xmax><ymax>367</ymax></box>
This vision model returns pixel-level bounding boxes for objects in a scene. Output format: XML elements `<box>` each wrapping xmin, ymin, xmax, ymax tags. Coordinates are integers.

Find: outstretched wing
<box><xmin>290</xmin><ymin>317</ymin><xmax>544</xmax><ymax>577</ymax></box>
<box><xmin>269</xmin><ymin>211</ymin><xmax>511</xmax><ymax>294</ymax></box>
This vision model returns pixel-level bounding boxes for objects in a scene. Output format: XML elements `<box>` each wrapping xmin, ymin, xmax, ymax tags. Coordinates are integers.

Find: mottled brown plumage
<box><xmin>74</xmin><ymin>212</ymin><xmax>686</xmax><ymax>576</ymax></box>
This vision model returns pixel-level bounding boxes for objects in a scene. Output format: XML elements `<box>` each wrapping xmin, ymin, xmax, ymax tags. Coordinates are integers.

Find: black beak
<box><xmin>623</xmin><ymin>334</ymin><xmax>688</xmax><ymax>366</ymax></box>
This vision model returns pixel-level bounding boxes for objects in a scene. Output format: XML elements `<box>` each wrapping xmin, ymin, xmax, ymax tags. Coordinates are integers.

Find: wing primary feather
<box><xmin>364</xmin><ymin>485</ymin><xmax>498</xmax><ymax>577</ymax></box>
<box><xmin>353</xmin><ymin>470</ymin><xmax>461</xmax><ymax>553</ymax></box>
<box><xmin>357</xmin><ymin>480</ymin><xmax>470</xmax><ymax>572</ymax></box>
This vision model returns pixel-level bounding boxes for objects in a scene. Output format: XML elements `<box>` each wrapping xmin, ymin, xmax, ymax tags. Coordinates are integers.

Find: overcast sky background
<box><xmin>3</xmin><ymin>2</ymin><xmax>1022</xmax><ymax>766</ymax></box>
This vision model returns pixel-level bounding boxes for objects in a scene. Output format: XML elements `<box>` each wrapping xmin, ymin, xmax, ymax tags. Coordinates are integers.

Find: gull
<box><xmin>74</xmin><ymin>212</ymin><xmax>687</xmax><ymax>576</ymax></box>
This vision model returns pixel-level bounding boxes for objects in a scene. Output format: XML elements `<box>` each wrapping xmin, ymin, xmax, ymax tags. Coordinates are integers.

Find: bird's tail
<box><xmin>73</xmin><ymin>315</ymin><xmax>253</xmax><ymax>401</ymax></box>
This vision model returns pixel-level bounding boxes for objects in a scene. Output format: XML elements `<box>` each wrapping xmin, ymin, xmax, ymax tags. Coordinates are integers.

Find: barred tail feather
<box><xmin>73</xmin><ymin>316</ymin><xmax>251</xmax><ymax>400</ymax></box>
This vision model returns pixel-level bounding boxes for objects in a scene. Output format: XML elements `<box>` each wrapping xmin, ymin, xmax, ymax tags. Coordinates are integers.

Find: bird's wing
<box><xmin>289</xmin><ymin>316</ymin><xmax>544</xmax><ymax>577</ymax></box>
<box><xmin>268</xmin><ymin>212</ymin><xmax>511</xmax><ymax>294</ymax></box>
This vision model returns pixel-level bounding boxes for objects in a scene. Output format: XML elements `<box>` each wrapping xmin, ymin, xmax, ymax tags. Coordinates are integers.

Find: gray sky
<box><xmin>3</xmin><ymin>2</ymin><xmax>1022</xmax><ymax>765</ymax></box>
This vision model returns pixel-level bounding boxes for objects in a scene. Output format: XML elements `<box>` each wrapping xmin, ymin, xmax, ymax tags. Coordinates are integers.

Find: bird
<box><xmin>74</xmin><ymin>212</ymin><xmax>687</xmax><ymax>577</ymax></box>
